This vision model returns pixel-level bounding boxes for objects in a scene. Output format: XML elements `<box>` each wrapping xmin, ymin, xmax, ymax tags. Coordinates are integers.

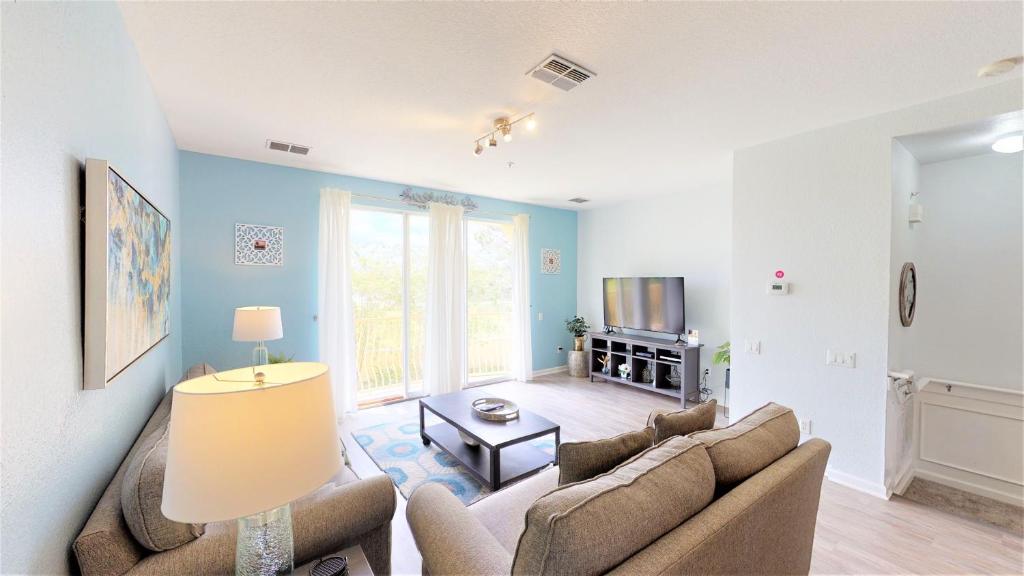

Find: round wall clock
<box><xmin>899</xmin><ymin>262</ymin><xmax>917</xmax><ymax>327</ymax></box>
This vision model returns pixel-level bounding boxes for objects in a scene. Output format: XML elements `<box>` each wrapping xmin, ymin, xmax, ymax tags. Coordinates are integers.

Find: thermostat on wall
<box><xmin>766</xmin><ymin>280</ymin><xmax>790</xmax><ymax>295</ymax></box>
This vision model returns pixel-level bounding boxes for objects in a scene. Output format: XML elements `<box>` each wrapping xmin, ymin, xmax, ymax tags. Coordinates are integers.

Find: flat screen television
<box><xmin>603</xmin><ymin>277</ymin><xmax>685</xmax><ymax>335</ymax></box>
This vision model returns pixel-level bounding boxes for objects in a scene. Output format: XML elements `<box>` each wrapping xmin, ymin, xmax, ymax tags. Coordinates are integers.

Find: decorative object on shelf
<box><xmin>399</xmin><ymin>187</ymin><xmax>478</xmax><ymax>212</ymax></box>
<box><xmin>162</xmin><ymin>362</ymin><xmax>341</xmax><ymax>576</ymax></box>
<box><xmin>667</xmin><ymin>364</ymin><xmax>682</xmax><ymax>387</ymax></box>
<box><xmin>618</xmin><ymin>363</ymin><xmax>630</xmax><ymax>379</ymax></box>
<box><xmin>310</xmin><ymin>556</ymin><xmax>348</xmax><ymax>576</ymax></box>
<box><xmin>713</xmin><ymin>341</ymin><xmax>731</xmax><ymax>405</ymax></box>
<box><xmin>686</xmin><ymin>329</ymin><xmax>699</xmax><ymax>347</ymax></box>
<box><xmin>235</xmin><ymin>223</ymin><xmax>284</xmax><ymax>266</ymax></box>
<box><xmin>83</xmin><ymin>159</ymin><xmax>172</xmax><ymax>390</ymax></box>
<box><xmin>233</xmin><ymin>306</ymin><xmax>283</xmax><ymax>366</ymax></box>
<box><xmin>598</xmin><ymin>354</ymin><xmax>611</xmax><ymax>374</ymax></box>
<box><xmin>471</xmin><ymin>397</ymin><xmax>519</xmax><ymax>422</ymax></box>
<box><xmin>565</xmin><ymin>316</ymin><xmax>591</xmax><ymax>351</ymax></box>
<box><xmin>899</xmin><ymin>262</ymin><xmax>917</xmax><ymax>327</ymax></box>
<box><xmin>641</xmin><ymin>364</ymin><xmax>653</xmax><ymax>384</ymax></box>
<box><xmin>541</xmin><ymin>248</ymin><xmax>561</xmax><ymax>274</ymax></box>
<box><xmin>472</xmin><ymin>113</ymin><xmax>536</xmax><ymax>156</ymax></box>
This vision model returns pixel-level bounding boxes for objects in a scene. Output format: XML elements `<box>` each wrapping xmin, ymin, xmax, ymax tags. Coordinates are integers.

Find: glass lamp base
<box><xmin>235</xmin><ymin>504</ymin><xmax>293</xmax><ymax>576</ymax></box>
<box><xmin>252</xmin><ymin>341</ymin><xmax>269</xmax><ymax>366</ymax></box>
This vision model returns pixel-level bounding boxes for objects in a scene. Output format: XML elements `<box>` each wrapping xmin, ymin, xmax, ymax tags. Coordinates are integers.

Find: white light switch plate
<box><xmin>799</xmin><ymin>419</ymin><xmax>812</xmax><ymax>435</ymax></box>
<box><xmin>826</xmin><ymin>349</ymin><xmax>856</xmax><ymax>368</ymax></box>
<box><xmin>537</xmin><ymin>312</ymin><xmax>543</xmax><ymax>321</ymax></box>
<box><xmin>744</xmin><ymin>340</ymin><xmax>761</xmax><ymax>355</ymax></box>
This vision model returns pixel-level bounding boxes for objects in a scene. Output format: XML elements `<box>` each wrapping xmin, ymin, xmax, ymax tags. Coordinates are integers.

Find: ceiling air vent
<box><xmin>266</xmin><ymin>139</ymin><xmax>312</xmax><ymax>155</ymax></box>
<box><xmin>568</xmin><ymin>197</ymin><xmax>590</xmax><ymax>204</ymax></box>
<box><xmin>528</xmin><ymin>54</ymin><xmax>595</xmax><ymax>92</ymax></box>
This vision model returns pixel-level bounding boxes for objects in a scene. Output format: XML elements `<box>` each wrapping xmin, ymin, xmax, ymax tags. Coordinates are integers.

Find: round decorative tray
<box><xmin>471</xmin><ymin>397</ymin><xmax>519</xmax><ymax>422</ymax></box>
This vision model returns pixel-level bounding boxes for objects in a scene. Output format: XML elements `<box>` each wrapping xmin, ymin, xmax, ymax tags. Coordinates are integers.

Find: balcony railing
<box><xmin>354</xmin><ymin>307</ymin><xmax>511</xmax><ymax>398</ymax></box>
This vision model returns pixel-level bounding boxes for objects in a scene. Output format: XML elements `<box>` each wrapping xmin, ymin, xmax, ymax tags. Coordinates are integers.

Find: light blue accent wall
<box><xmin>1</xmin><ymin>3</ymin><xmax>181</xmax><ymax>574</ymax></box>
<box><xmin>180</xmin><ymin>152</ymin><xmax>577</xmax><ymax>373</ymax></box>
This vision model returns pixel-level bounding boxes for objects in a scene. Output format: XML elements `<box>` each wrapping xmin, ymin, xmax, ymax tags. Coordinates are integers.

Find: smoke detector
<box><xmin>568</xmin><ymin>197</ymin><xmax>590</xmax><ymax>204</ymax></box>
<box><xmin>528</xmin><ymin>54</ymin><xmax>595</xmax><ymax>91</ymax></box>
<box><xmin>266</xmin><ymin>139</ymin><xmax>311</xmax><ymax>155</ymax></box>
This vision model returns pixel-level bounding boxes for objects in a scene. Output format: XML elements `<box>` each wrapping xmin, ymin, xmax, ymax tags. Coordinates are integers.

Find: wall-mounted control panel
<box><xmin>766</xmin><ymin>281</ymin><xmax>790</xmax><ymax>295</ymax></box>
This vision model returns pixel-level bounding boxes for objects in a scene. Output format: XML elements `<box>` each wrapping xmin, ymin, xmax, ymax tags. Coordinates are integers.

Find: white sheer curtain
<box><xmin>424</xmin><ymin>202</ymin><xmax>466</xmax><ymax>395</ymax></box>
<box><xmin>318</xmin><ymin>188</ymin><xmax>359</xmax><ymax>416</ymax></box>
<box><xmin>510</xmin><ymin>214</ymin><xmax>533</xmax><ymax>381</ymax></box>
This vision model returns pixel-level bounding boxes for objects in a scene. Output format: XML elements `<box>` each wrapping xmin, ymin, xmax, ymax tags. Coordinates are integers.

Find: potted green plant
<box><xmin>267</xmin><ymin>351</ymin><xmax>294</xmax><ymax>364</ymax></box>
<box><xmin>565</xmin><ymin>315</ymin><xmax>591</xmax><ymax>351</ymax></box>
<box><xmin>712</xmin><ymin>341</ymin><xmax>730</xmax><ymax>391</ymax></box>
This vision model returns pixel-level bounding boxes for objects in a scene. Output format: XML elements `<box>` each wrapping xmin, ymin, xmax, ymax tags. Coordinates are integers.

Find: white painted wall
<box><xmin>902</xmin><ymin>152</ymin><xmax>1023</xmax><ymax>390</ymax></box>
<box><xmin>731</xmin><ymin>81</ymin><xmax>1022</xmax><ymax>496</ymax></box>
<box><xmin>577</xmin><ymin>180</ymin><xmax>732</xmax><ymax>403</ymax></box>
<box><xmin>1</xmin><ymin>3</ymin><xmax>181</xmax><ymax>574</ymax></box>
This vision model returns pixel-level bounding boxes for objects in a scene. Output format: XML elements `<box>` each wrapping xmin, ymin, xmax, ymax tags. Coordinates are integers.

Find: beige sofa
<box><xmin>73</xmin><ymin>364</ymin><xmax>396</xmax><ymax>576</ymax></box>
<box><xmin>407</xmin><ymin>404</ymin><xmax>831</xmax><ymax>575</ymax></box>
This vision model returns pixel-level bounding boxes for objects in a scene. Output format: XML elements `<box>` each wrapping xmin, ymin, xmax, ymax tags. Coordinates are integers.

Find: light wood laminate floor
<box><xmin>339</xmin><ymin>374</ymin><xmax>1024</xmax><ymax>575</ymax></box>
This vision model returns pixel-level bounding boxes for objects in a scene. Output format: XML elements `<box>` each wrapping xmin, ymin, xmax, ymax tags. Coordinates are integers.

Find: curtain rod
<box><xmin>348</xmin><ymin>191</ymin><xmax>520</xmax><ymax>219</ymax></box>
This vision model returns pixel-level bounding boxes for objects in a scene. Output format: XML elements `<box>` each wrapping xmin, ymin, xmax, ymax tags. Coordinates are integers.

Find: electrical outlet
<box><xmin>826</xmin><ymin>349</ymin><xmax>856</xmax><ymax>368</ymax></box>
<box><xmin>744</xmin><ymin>340</ymin><xmax>761</xmax><ymax>355</ymax></box>
<box><xmin>799</xmin><ymin>419</ymin><xmax>812</xmax><ymax>435</ymax></box>
<box><xmin>537</xmin><ymin>312</ymin><xmax>544</xmax><ymax>321</ymax></box>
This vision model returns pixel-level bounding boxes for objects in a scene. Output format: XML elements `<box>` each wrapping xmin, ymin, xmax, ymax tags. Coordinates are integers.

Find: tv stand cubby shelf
<box><xmin>589</xmin><ymin>331</ymin><xmax>702</xmax><ymax>406</ymax></box>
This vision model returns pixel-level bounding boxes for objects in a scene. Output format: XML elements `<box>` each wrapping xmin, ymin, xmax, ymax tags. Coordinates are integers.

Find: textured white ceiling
<box><xmin>119</xmin><ymin>1</ymin><xmax>1022</xmax><ymax>208</ymax></box>
<box><xmin>898</xmin><ymin>110</ymin><xmax>1023</xmax><ymax>164</ymax></box>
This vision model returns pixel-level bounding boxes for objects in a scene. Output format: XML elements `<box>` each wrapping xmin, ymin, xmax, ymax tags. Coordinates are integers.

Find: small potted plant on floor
<box><xmin>565</xmin><ymin>315</ymin><xmax>591</xmax><ymax>351</ymax></box>
<box><xmin>713</xmin><ymin>341</ymin><xmax>730</xmax><ymax>399</ymax></box>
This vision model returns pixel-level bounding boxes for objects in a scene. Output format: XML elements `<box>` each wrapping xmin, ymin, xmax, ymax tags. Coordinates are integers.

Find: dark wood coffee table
<box><xmin>419</xmin><ymin>390</ymin><xmax>560</xmax><ymax>491</ymax></box>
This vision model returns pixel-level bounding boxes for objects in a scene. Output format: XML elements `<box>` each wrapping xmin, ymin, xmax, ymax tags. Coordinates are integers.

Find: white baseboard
<box><xmin>891</xmin><ymin>462</ymin><xmax>916</xmax><ymax>497</ymax></box>
<box><xmin>826</xmin><ymin>467</ymin><xmax>888</xmax><ymax>499</ymax></box>
<box><xmin>529</xmin><ymin>365</ymin><xmax>568</xmax><ymax>379</ymax></box>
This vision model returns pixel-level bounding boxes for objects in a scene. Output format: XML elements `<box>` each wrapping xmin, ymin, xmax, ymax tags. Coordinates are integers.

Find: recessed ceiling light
<box><xmin>977</xmin><ymin>56</ymin><xmax>1022</xmax><ymax>78</ymax></box>
<box><xmin>992</xmin><ymin>134</ymin><xmax>1023</xmax><ymax>154</ymax></box>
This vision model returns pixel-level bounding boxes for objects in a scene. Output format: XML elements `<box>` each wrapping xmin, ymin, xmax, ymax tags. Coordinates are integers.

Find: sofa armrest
<box><xmin>407</xmin><ymin>484</ymin><xmax>512</xmax><ymax>576</ymax></box>
<box><xmin>126</xmin><ymin>475</ymin><xmax>396</xmax><ymax>576</ymax></box>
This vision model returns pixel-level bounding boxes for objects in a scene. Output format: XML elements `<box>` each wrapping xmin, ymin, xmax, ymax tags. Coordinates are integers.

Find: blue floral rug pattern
<box><xmin>353</xmin><ymin>421</ymin><xmax>556</xmax><ymax>505</ymax></box>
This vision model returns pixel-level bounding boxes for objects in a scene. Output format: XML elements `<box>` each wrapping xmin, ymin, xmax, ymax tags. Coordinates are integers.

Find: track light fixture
<box><xmin>472</xmin><ymin>113</ymin><xmax>535</xmax><ymax>156</ymax></box>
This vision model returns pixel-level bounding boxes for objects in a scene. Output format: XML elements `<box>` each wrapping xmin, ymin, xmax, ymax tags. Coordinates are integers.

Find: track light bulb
<box><xmin>503</xmin><ymin>131</ymin><xmax>513</xmax><ymax>143</ymax></box>
<box><xmin>489</xmin><ymin>136</ymin><xmax>498</xmax><ymax>148</ymax></box>
<box><xmin>473</xmin><ymin>142</ymin><xmax>483</xmax><ymax>156</ymax></box>
<box><xmin>526</xmin><ymin>116</ymin><xmax>536</xmax><ymax>131</ymax></box>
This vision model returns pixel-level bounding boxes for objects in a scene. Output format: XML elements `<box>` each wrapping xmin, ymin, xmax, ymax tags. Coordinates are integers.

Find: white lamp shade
<box><xmin>232</xmin><ymin>306</ymin><xmax>283</xmax><ymax>342</ymax></box>
<box><xmin>161</xmin><ymin>362</ymin><xmax>341</xmax><ymax>523</ymax></box>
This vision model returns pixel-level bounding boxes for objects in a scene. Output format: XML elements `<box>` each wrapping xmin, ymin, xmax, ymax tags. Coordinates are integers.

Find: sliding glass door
<box><xmin>466</xmin><ymin>219</ymin><xmax>515</xmax><ymax>385</ymax></box>
<box><xmin>350</xmin><ymin>208</ymin><xmax>428</xmax><ymax>403</ymax></box>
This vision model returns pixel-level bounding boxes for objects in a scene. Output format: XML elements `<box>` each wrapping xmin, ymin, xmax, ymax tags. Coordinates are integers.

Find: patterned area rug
<box><xmin>353</xmin><ymin>421</ymin><xmax>556</xmax><ymax>505</ymax></box>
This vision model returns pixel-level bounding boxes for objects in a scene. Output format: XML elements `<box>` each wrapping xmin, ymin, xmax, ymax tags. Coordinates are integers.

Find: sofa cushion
<box><xmin>689</xmin><ymin>402</ymin><xmax>800</xmax><ymax>487</ymax></box>
<box><xmin>121</xmin><ymin>425</ymin><xmax>204</xmax><ymax>552</ymax></box>
<box><xmin>557</xmin><ymin>426</ymin><xmax>654</xmax><ymax>485</ymax></box>
<box><xmin>512</xmin><ymin>436</ymin><xmax>714</xmax><ymax>576</ymax></box>
<box><xmin>470</xmin><ymin>467</ymin><xmax>559</xmax><ymax>552</ymax></box>
<box><xmin>648</xmin><ymin>399</ymin><xmax>718</xmax><ymax>443</ymax></box>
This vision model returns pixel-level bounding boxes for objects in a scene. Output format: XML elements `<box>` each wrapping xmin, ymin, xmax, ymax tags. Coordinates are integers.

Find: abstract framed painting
<box><xmin>84</xmin><ymin>159</ymin><xmax>171</xmax><ymax>390</ymax></box>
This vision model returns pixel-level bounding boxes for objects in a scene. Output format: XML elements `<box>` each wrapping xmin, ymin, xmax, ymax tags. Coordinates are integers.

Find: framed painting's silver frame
<box><xmin>84</xmin><ymin>158</ymin><xmax>171</xmax><ymax>390</ymax></box>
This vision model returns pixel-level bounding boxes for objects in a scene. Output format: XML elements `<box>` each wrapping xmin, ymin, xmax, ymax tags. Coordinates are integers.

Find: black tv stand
<box><xmin>588</xmin><ymin>331</ymin><xmax>702</xmax><ymax>406</ymax></box>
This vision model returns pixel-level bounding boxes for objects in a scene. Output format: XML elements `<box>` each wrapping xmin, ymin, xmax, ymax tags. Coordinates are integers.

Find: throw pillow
<box><xmin>647</xmin><ymin>399</ymin><xmax>718</xmax><ymax>443</ymax></box>
<box><xmin>689</xmin><ymin>401</ymin><xmax>799</xmax><ymax>487</ymax></box>
<box><xmin>513</xmin><ymin>436</ymin><xmax>715</xmax><ymax>576</ymax></box>
<box><xmin>121</xmin><ymin>425</ymin><xmax>205</xmax><ymax>552</ymax></box>
<box><xmin>557</xmin><ymin>426</ymin><xmax>654</xmax><ymax>485</ymax></box>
